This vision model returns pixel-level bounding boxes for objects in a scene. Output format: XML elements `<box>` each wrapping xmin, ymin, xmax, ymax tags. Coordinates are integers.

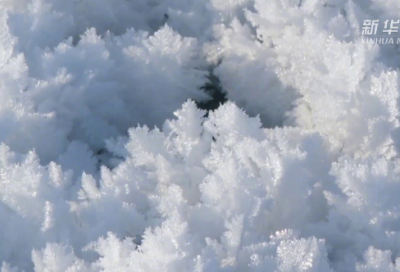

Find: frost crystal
<box><xmin>0</xmin><ymin>0</ymin><xmax>400</xmax><ymax>271</ymax></box>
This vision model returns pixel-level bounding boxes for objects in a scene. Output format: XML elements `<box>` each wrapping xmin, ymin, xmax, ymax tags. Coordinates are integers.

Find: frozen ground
<box><xmin>1</xmin><ymin>0</ymin><xmax>400</xmax><ymax>271</ymax></box>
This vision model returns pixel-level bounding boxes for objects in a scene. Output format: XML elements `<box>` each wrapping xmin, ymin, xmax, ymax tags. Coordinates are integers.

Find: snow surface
<box><xmin>1</xmin><ymin>0</ymin><xmax>400</xmax><ymax>271</ymax></box>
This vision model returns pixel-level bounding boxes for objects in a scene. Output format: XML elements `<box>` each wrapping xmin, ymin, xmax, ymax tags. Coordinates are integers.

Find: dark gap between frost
<box><xmin>196</xmin><ymin>70</ymin><xmax>227</xmax><ymax>114</ymax></box>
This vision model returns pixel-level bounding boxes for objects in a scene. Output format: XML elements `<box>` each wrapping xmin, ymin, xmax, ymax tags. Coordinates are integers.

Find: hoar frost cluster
<box><xmin>0</xmin><ymin>0</ymin><xmax>400</xmax><ymax>271</ymax></box>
